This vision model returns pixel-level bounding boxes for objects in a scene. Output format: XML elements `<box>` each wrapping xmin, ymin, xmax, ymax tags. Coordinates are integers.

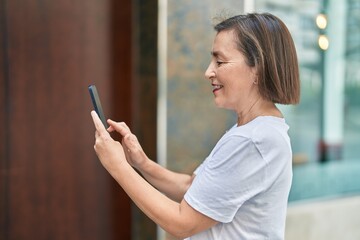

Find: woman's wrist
<box><xmin>134</xmin><ymin>152</ymin><xmax>151</xmax><ymax>172</ymax></box>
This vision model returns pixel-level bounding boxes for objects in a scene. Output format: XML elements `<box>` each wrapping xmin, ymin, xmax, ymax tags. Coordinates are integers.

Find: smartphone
<box><xmin>88</xmin><ymin>85</ymin><xmax>108</xmax><ymax>128</ymax></box>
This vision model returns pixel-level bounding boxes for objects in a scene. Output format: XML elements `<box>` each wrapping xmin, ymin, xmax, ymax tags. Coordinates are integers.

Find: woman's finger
<box><xmin>107</xmin><ymin>119</ymin><xmax>131</xmax><ymax>137</ymax></box>
<box><xmin>91</xmin><ymin>111</ymin><xmax>110</xmax><ymax>137</ymax></box>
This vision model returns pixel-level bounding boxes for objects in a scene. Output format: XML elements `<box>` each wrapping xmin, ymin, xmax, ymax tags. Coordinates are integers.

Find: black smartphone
<box><xmin>88</xmin><ymin>85</ymin><xmax>108</xmax><ymax>128</ymax></box>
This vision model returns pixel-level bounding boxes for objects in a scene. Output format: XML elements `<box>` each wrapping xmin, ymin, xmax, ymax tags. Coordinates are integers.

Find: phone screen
<box><xmin>88</xmin><ymin>85</ymin><xmax>108</xmax><ymax>128</ymax></box>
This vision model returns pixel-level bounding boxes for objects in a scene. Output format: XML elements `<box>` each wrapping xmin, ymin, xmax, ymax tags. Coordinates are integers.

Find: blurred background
<box><xmin>1</xmin><ymin>0</ymin><xmax>359</xmax><ymax>240</ymax></box>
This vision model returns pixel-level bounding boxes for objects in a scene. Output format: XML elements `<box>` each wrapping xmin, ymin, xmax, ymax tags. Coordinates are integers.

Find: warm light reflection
<box><xmin>316</xmin><ymin>14</ymin><xmax>327</xmax><ymax>29</ymax></box>
<box><xmin>318</xmin><ymin>35</ymin><xmax>329</xmax><ymax>50</ymax></box>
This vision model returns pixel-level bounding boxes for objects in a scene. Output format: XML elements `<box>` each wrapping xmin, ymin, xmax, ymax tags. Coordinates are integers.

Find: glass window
<box><xmin>256</xmin><ymin>0</ymin><xmax>360</xmax><ymax>202</ymax></box>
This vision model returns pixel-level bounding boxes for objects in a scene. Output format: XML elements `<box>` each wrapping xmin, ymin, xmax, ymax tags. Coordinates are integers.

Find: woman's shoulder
<box><xmin>212</xmin><ymin>116</ymin><xmax>290</xmax><ymax>156</ymax></box>
<box><xmin>228</xmin><ymin>116</ymin><xmax>288</xmax><ymax>138</ymax></box>
<box><xmin>223</xmin><ymin>116</ymin><xmax>290</xmax><ymax>153</ymax></box>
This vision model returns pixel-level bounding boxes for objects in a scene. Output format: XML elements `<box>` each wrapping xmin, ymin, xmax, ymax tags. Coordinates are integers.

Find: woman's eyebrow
<box><xmin>211</xmin><ymin>51</ymin><xmax>222</xmax><ymax>57</ymax></box>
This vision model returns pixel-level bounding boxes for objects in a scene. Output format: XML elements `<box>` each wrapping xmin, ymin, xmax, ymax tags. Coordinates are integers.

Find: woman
<box><xmin>91</xmin><ymin>12</ymin><xmax>300</xmax><ymax>239</ymax></box>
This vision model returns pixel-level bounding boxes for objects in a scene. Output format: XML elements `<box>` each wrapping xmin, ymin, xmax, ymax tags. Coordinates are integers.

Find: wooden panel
<box><xmin>108</xmin><ymin>0</ymin><xmax>134</xmax><ymax>238</ymax></box>
<box><xmin>131</xmin><ymin>1</ymin><xmax>159</xmax><ymax>239</ymax></box>
<box><xmin>1</xmin><ymin>0</ymin><xmax>132</xmax><ymax>239</ymax></box>
<box><xmin>110</xmin><ymin>0</ymin><xmax>133</xmax><ymax>123</ymax></box>
<box><xmin>0</xmin><ymin>0</ymin><xmax>9</xmax><ymax>237</ymax></box>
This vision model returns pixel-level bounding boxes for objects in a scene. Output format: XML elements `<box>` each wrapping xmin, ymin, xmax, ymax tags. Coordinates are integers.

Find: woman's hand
<box><xmin>91</xmin><ymin>111</ymin><xmax>127</xmax><ymax>175</ymax></box>
<box><xmin>106</xmin><ymin>119</ymin><xmax>149</xmax><ymax>170</ymax></box>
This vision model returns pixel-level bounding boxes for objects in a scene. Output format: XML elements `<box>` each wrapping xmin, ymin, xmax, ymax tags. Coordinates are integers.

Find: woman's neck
<box><xmin>236</xmin><ymin>98</ymin><xmax>282</xmax><ymax>126</ymax></box>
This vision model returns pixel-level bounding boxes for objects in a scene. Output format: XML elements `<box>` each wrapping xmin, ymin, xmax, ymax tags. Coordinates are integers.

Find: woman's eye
<box><xmin>216</xmin><ymin>61</ymin><xmax>224</xmax><ymax>66</ymax></box>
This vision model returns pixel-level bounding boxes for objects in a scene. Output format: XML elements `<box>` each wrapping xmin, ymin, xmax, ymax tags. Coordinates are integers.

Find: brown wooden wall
<box><xmin>0</xmin><ymin>0</ymin><xmax>133</xmax><ymax>239</ymax></box>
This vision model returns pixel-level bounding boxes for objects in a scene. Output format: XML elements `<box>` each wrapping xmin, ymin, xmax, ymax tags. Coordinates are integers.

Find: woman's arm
<box><xmin>91</xmin><ymin>111</ymin><xmax>217</xmax><ymax>238</ymax></box>
<box><xmin>136</xmin><ymin>158</ymin><xmax>195</xmax><ymax>202</ymax></box>
<box><xmin>107</xmin><ymin>119</ymin><xmax>194</xmax><ymax>202</ymax></box>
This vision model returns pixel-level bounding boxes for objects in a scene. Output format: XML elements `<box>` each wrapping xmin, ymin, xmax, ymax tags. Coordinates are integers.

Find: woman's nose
<box><xmin>204</xmin><ymin>62</ymin><xmax>215</xmax><ymax>80</ymax></box>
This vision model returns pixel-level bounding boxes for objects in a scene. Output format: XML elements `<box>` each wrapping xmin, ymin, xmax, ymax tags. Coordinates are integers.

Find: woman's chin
<box><xmin>214</xmin><ymin>99</ymin><xmax>234</xmax><ymax>111</ymax></box>
<box><xmin>214</xmin><ymin>100</ymin><xmax>226</xmax><ymax>109</ymax></box>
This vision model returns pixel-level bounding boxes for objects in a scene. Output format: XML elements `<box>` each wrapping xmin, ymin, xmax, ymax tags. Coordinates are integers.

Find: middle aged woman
<box><xmin>91</xmin><ymin>12</ymin><xmax>300</xmax><ymax>240</ymax></box>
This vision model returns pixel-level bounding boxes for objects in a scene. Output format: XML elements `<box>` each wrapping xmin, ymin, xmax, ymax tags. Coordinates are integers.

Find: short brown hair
<box><xmin>214</xmin><ymin>13</ymin><xmax>300</xmax><ymax>104</ymax></box>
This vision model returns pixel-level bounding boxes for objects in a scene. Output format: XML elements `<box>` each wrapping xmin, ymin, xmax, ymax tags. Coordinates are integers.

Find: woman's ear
<box><xmin>251</xmin><ymin>67</ymin><xmax>259</xmax><ymax>85</ymax></box>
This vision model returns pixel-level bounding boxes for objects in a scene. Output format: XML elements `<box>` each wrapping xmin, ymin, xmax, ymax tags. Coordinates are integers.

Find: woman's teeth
<box><xmin>212</xmin><ymin>84</ymin><xmax>223</xmax><ymax>91</ymax></box>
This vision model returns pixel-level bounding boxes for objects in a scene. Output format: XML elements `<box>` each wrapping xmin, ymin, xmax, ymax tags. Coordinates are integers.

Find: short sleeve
<box><xmin>184</xmin><ymin>135</ymin><xmax>268</xmax><ymax>223</ymax></box>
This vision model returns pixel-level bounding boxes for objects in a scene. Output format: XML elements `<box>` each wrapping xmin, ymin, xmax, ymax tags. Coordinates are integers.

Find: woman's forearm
<box><xmin>107</xmin><ymin>120</ymin><xmax>194</xmax><ymax>201</ymax></box>
<box><xmin>136</xmin><ymin>158</ymin><xmax>194</xmax><ymax>202</ymax></box>
<box><xmin>110</xmin><ymin>161</ymin><xmax>200</xmax><ymax>238</ymax></box>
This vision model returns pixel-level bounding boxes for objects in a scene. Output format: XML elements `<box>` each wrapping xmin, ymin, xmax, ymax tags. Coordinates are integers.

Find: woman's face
<box><xmin>205</xmin><ymin>30</ymin><xmax>258</xmax><ymax>112</ymax></box>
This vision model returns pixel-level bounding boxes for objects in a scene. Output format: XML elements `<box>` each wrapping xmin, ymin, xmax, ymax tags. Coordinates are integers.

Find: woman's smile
<box><xmin>212</xmin><ymin>83</ymin><xmax>224</xmax><ymax>93</ymax></box>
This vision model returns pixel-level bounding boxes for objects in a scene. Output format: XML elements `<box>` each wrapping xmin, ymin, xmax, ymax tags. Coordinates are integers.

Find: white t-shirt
<box><xmin>184</xmin><ymin>116</ymin><xmax>293</xmax><ymax>240</ymax></box>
